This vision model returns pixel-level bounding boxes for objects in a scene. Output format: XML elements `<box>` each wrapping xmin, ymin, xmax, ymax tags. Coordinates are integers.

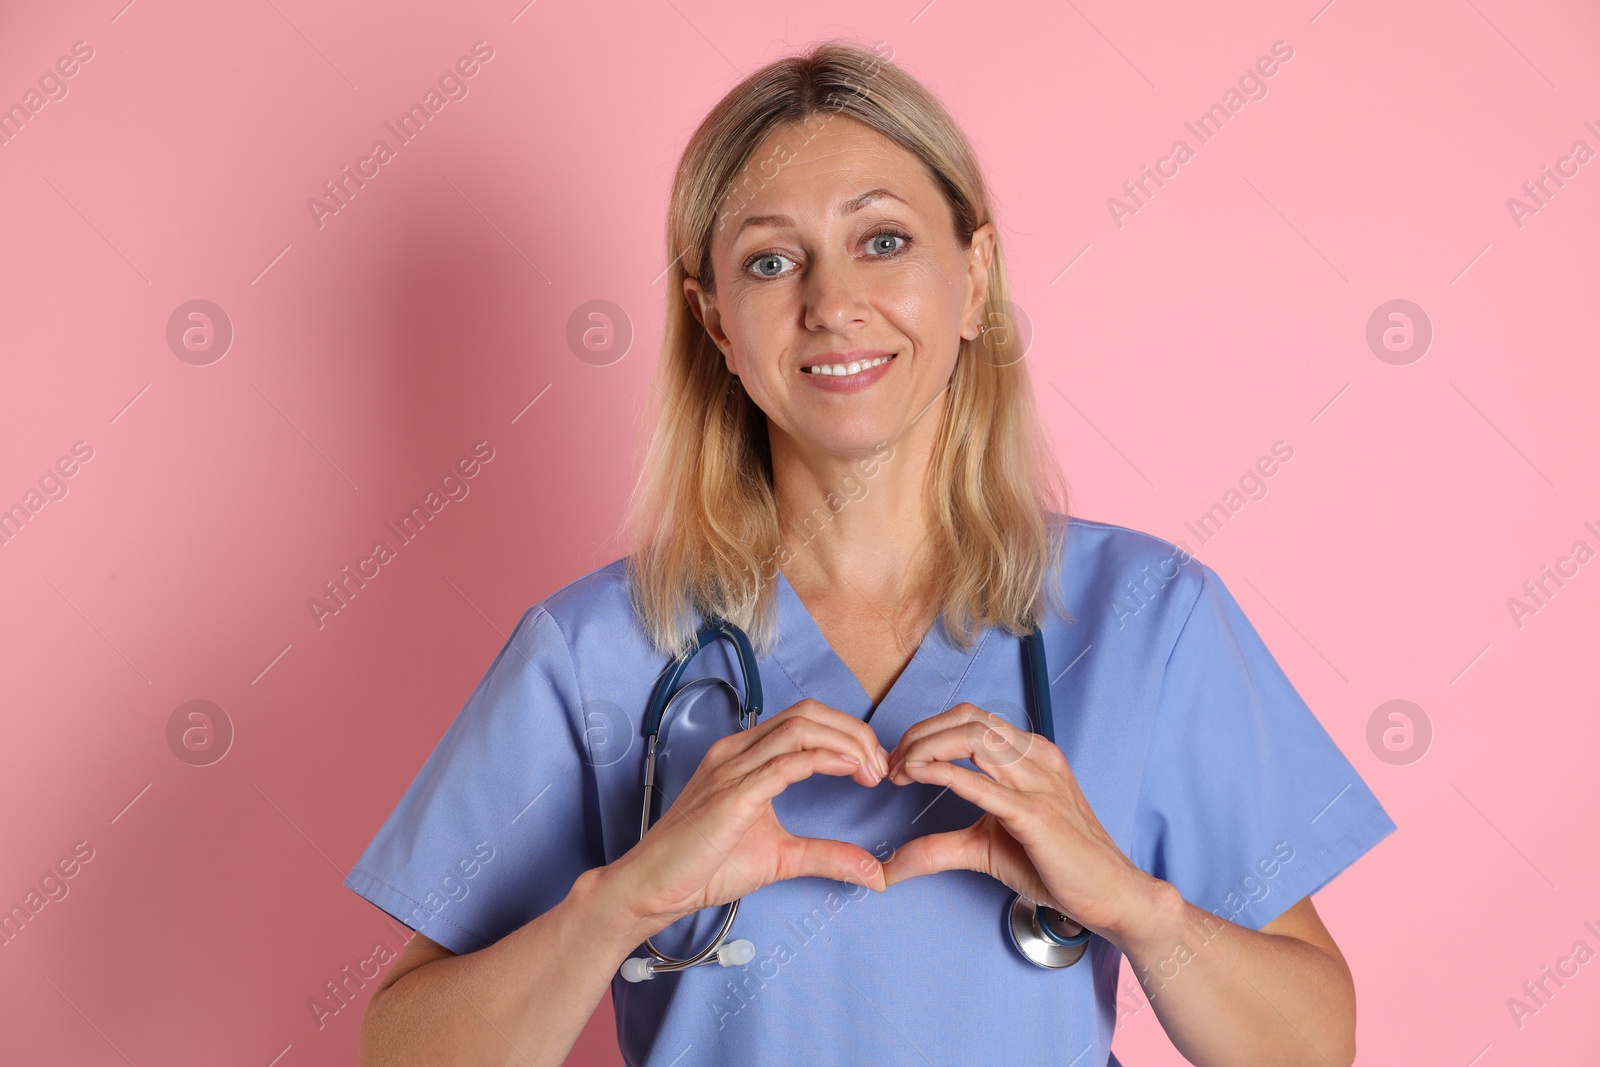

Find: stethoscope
<box><xmin>620</xmin><ymin>617</ymin><xmax>1091</xmax><ymax>982</ymax></box>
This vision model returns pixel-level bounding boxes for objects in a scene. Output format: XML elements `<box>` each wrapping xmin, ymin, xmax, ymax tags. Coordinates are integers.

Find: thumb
<box><xmin>880</xmin><ymin>826</ymin><xmax>985</xmax><ymax>888</ymax></box>
<box><xmin>785</xmin><ymin>834</ymin><xmax>888</xmax><ymax>893</ymax></box>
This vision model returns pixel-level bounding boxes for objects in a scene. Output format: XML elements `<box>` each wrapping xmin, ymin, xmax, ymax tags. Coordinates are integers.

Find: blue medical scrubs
<box><xmin>344</xmin><ymin>515</ymin><xmax>1396</xmax><ymax>1066</ymax></box>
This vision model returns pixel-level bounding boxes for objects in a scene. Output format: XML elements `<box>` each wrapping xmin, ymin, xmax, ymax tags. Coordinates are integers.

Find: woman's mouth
<box><xmin>801</xmin><ymin>353</ymin><xmax>895</xmax><ymax>376</ymax></box>
<box><xmin>799</xmin><ymin>352</ymin><xmax>898</xmax><ymax>393</ymax></box>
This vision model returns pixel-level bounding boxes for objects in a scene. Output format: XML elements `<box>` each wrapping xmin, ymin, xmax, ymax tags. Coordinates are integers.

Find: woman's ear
<box><xmin>683</xmin><ymin>274</ymin><xmax>733</xmax><ymax>364</ymax></box>
<box><xmin>962</xmin><ymin>223</ymin><xmax>998</xmax><ymax>332</ymax></box>
<box><xmin>682</xmin><ymin>275</ymin><xmax>709</xmax><ymax>332</ymax></box>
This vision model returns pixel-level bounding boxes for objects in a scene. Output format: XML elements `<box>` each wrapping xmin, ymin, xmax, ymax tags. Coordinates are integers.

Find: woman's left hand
<box><xmin>880</xmin><ymin>702</ymin><xmax>1169</xmax><ymax>943</ymax></box>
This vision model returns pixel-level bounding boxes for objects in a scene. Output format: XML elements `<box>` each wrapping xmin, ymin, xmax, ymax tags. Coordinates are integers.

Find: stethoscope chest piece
<box><xmin>1007</xmin><ymin>894</ymin><xmax>1092</xmax><ymax>969</ymax></box>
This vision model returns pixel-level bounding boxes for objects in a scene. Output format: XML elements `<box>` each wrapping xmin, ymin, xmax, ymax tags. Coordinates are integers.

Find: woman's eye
<box><xmin>749</xmin><ymin>253</ymin><xmax>793</xmax><ymax>278</ymax></box>
<box><xmin>744</xmin><ymin>229</ymin><xmax>911</xmax><ymax>278</ymax></box>
<box><xmin>866</xmin><ymin>230</ymin><xmax>910</xmax><ymax>255</ymax></box>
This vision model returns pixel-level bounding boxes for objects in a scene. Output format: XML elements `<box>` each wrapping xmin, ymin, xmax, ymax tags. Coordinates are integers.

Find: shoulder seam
<box><xmin>528</xmin><ymin>604</ymin><xmax>596</xmax><ymax>767</ymax></box>
<box><xmin>1161</xmin><ymin>564</ymin><xmax>1211</xmax><ymax>679</ymax></box>
<box><xmin>535</xmin><ymin>556</ymin><xmax>630</xmax><ymax>620</ymax></box>
<box><xmin>1130</xmin><ymin>563</ymin><xmax>1212</xmax><ymax>866</ymax></box>
<box><xmin>1068</xmin><ymin>515</ymin><xmax>1190</xmax><ymax>557</ymax></box>
<box><xmin>524</xmin><ymin>603</ymin><xmax>610</xmax><ymax>871</ymax></box>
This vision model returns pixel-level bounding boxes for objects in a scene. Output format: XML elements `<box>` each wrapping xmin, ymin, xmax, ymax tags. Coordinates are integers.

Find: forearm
<box><xmin>1107</xmin><ymin>882</ymin><xmax>1356</xmax><ymax>1067</ymax></box>
<box><xmin>360</xmin><ymin>866</ymin><xmax>655</xmax><ymax>1067</ymax></box>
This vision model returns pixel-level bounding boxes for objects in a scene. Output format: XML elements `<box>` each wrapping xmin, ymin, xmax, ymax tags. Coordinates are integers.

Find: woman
<box><xmin>347</xmin><ymin>40</ymin><xmax>1395</xmax><ymax>1066</ymax></box>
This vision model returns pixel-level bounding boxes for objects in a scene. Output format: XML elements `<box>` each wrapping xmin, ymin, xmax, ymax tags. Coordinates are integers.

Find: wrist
<box><xmin>1097</xmin><ymin>870</ymin><xmax>1185</xmax><ymax>956</ymax></box>
<box><xmin>578</xmin><ymin>860</ymin><xmax>669</xmax><ymax>947</ymax></box>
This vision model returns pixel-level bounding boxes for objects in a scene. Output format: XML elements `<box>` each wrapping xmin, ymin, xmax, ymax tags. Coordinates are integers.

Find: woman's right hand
<box><xmin>602</xmin><ymin>697</ymin><xmax>891</xmax><ymax>937</ymax></box>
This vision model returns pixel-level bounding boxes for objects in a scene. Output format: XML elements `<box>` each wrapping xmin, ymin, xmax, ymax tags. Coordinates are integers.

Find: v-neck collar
<box><xmin>765</xmin><ymin>569</ymin><xmax>991</xmax><ymax>742</ymax></box>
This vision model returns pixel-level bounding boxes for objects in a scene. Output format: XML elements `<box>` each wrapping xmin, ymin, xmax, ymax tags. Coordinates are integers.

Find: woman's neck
<box><xmin>768</xmin><ymin>407</ymin><xmax>943</xmax><ymax>604</ymax></box>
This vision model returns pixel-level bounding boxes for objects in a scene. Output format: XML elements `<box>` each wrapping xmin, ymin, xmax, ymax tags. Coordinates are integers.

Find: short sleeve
<box><xmin>1129</xmin><ymin>564</ymin><xmax>1397</xmax><ymax>931</ymax></box>
<box><xmin>343</xmin><ymin>604</ymin><xmax>604</xmax><ymax>955</ymax></box>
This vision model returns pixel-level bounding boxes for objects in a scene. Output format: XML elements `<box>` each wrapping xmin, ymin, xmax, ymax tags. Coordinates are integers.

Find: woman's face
<box><xmin>684</xmin><ymin>114</ymin><xmax>995</xmax><ymax>460</ymax></box>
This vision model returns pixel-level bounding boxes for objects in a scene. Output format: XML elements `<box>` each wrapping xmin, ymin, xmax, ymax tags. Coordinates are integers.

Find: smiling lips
<box><xmin>799</xmin><ymin>351</ymin><xmax>898</xmax><ymax>393</ymax></box>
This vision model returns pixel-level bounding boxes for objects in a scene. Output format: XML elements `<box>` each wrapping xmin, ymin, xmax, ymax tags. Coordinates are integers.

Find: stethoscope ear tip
<box><xmin>621</xmin><ymin>956</ymin><xmax>658</xmax><ymax>982</ymax></box>
<box><xmin>621</xmin><ymin>938</ymin><xmax>755</xmax><ymax>982</ymax></box>
<box><xmin>717</xmin><ymin>938</ymin><xmax>755</xmax><ymax>966</ymax></box>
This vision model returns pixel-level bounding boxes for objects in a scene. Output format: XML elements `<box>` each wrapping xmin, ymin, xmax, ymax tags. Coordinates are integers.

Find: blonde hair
<box><xmin>624</xmin><ymin>38</ymin><xmax>1070</xmax><ymax>659</ymax></box>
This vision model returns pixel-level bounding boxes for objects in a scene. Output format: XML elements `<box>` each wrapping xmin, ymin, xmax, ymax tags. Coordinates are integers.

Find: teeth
<box><xmin>804</xmin><ymin>354</ymin><xmax>893</xmax><ymax>376</ymax></box>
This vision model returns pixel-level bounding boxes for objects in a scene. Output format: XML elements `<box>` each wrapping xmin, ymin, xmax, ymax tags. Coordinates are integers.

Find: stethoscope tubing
<box><xmin>634</xmin><ymin>620</ymin><xmax>763</xmax><ymax>976</ymax></box>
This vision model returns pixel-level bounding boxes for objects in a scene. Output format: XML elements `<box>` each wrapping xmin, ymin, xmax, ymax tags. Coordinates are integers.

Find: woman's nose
<box><xmin>801</xmin><ymin>256</ymin><xmax>872</xmax><ymax>333</ymax></box>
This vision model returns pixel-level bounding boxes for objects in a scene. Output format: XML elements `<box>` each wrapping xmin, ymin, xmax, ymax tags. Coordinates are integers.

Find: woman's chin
<box><xmin>788</xmin><ymin>426</ymin><xmax>900</xmax><ymax>462</ymax></box>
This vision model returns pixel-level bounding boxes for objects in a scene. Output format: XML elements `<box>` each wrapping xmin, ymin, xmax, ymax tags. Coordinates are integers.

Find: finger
<box><xmin>887</xmin><ymin>702</ymin><xmax>1032</xmax><ymax>768</ymax></box>
<box><xmin>882</xmin><ymin>826</ymin><xmax>1062</xmax><ymax>912</ymax></box>
<box><xmin>885</xmin><ymin>702</ymin><xmax>986</xmax><ymax>761</ymax></box>
<box><xmin>776</xmin><ymin>830</ymin><xmax>887</xmax><ymax>892</ymax></box>
<box><xmin>665</xmin><ymin>747</ymin><xmax>865</xmax><ymax>859</ymax></box>
<box><xmin>903</xmin><ymin>719</ymin><xmax>1027</xmax><ymax>768</ymax></box>
<box><xmin>724</xmin><ymin>714</ymin><xmax>885</xmax><ymax>788</ymax></box>
<box><xmin>778</xmin><ymin>698</ymin><xmax>890</xmax><ymax>774</ymax></box>
<box><xmin>889</xmin><ymin>720</ymin><xmax>1041</xmax><ymax>785</ymax></box>
<box><xmin>897</xmin><ymin>758</ymin><xmax>1027</xmax><ymax>823</ymax></box>
<box><xmin>738</xmin><ymin>748</ymin><xmax>874</xmax><ymax>810</ymax></box>
<box><xmin>878</xmin><ymin>823</ymin><xmax>985</xmax><ymax>887</ymax></box>
<box><xmin>667</xmin><ymin>744</ymin><xmax>863</xmax><ymax>855</ymax></box>
<box><xmin>729</xmin><ymin>716</ymin><xmax>883</xmax><ymax>783</ymax></box>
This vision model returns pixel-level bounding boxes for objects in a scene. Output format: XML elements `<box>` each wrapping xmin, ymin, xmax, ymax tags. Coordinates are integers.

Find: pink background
<box><xmin>2</xmin><ymin>0</ymin><xmax>1596</xmax><ymax>1063</ymax></box>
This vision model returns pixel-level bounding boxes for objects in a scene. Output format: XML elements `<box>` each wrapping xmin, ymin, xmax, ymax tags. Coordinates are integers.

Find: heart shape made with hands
<box><xmin>861</xmin><ymin>703</ymin><xmax>1156</xmax><ymax>938</ymax></box>
<box><xmin>872</xmin><ymin>703</ymin><xmax>1068</xmax><ymax>913</ymax></box>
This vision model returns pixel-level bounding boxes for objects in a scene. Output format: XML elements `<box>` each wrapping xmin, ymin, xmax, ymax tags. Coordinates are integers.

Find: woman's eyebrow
<box><xmin>732</xmin><ymin>187</ymin><xmax>911</xmax><ymax>240</ymax></box>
